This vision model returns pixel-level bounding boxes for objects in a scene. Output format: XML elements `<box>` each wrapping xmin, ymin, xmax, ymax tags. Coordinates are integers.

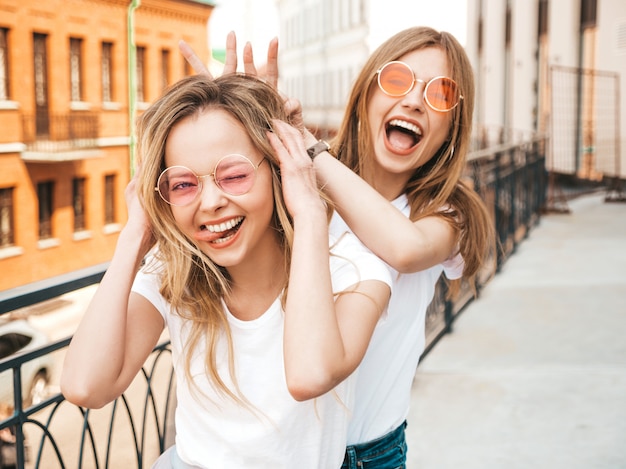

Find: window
<box><xmin>161</xmin><ymin>49</ymin><xmax>170</xmax><ymax>90</ymax></box>
<box><xmin>505</xmin><ymin>5</ymin><xmax>511</xmax><ymax>47</ymax></box>
<box><xmin>37</xmin><ymin>181</ymin><xmax>54</xmax><ymax>239</ymax></box>
<box><xmin>136</xmin><ymin>46</ymin><xmax>146</xmax><ymax>102</ymax></box>
<box><xmin>33</xmin><ymin>33</ymin><xmax>49</xmax><ymax>137</ymax></box>
<box><xmin>538</xmin><ymin>0</ymin><xmax>549</xmax><ymax>37</ymax></box>
<box><xmin>70</xmin><ymin>38</ymin><xmax>83</xmax><ymax>102</ymax></box>
<box><xmin>0</xmin><ymin>188</ymin><xmax>14</xmax><ymax>247</ymax></box>
<box><xmin>104</xmin><ymin>174</ymin><xmax>116</xmax><ymax>225</ymax></box>
<box><xmin>0</xmin><ymin>28</ymin><xmax>9</xmax><ymax>101</ymax></box>
<box><xmin>102</xmin><ymin>42</ymin><xmax>113</xmax><ymax>102</ymax></box>
<box><xmin>477</xmin><ymin>15</ymin><xmax>483</xmax><ymax>54</ymax></box>
<box><xmin>581</xmin><ymin>0</ymin><xmax>597</xmax><ymax>30</ymax></box>
<box><xmin>73</xmin><ymin>178</ymin><xmax>86</xmax><ymax>232</ymax></box>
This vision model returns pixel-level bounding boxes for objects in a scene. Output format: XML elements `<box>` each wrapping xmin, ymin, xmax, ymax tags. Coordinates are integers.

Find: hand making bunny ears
<box><xmin>179</xmin><ymin>31</ymin><xmax>279</xmax><ymax>89</ymax></box>
<box><xmin>179</xmin><ymin>32</ymin><xmax>306</xmax><ymax>132</ymax></box>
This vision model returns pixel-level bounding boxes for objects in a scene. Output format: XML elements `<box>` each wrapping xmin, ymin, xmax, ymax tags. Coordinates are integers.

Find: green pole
<box><xmin>128</xmin><ymin>0</ymin><xmax>140</xmax><ymax>177</ymax></box>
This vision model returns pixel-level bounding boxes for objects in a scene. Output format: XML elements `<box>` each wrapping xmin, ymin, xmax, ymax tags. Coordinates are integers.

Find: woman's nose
<box><xmin>197</xmin><ymin>176</ymin><xmax>228</xmax><ymax>210</ymax></box>
<box><xmin>401</xmin><ymin>79</ymin><xmax>426</xmax><ymax>112</ymax></box>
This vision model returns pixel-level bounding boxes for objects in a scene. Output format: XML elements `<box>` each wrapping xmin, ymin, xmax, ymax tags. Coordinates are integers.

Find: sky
<box><xmin>209</xmin><ymin>0</ymin><xmax>279</xmax><ymax>52</ymax></box>
<box><xmin>208</xmin><ymin>0</ymin><xmax>468</xmax><ymax>61</ymax></box>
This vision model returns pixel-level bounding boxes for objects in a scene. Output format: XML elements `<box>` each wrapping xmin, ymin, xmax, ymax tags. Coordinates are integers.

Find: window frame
<box><xmin>73</xmin><ymin>177</ymin><xmax>87</xmax><ymax>232</ymax></box>
<box><xmin>101</xmin><ymin>41</ymin><xmax>113</xmax><ymax>103</ymax></box>
<box><xmin>0</xmin><ymin>187</ymin><xmax>15</xmax><ymax>247</ymax></box>
<box><xmin>104</xmin><ymin>174</ymin><xmax>116</xmax><ymax>226</ymax></box>
<box><xmin>136</xmin><ymin>46</ymin><xmax>146</xmax><ymax>102</ymax></box>
<box><xmin>161</xmin><ymin>48</ymin><xmax>170</xmax><ymax>91</ymax></box>
<box><xmin>0</xmin><ymin>28</ymin><xmax>9</xmax><ymax>101</ymax></box>
<box><xmin>37</xmin><ymin>181</ymin><xmax>54</xmax><ymax>240</ymax></box>
<box><xmin>70</xmin><ymin>37</ymin><xmax>84</xmax><ymax>102</ymax></box>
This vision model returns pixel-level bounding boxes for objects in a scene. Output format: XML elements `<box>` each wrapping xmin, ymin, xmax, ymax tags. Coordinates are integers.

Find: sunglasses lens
<box><xmin>378</xmin><ymin>62</ymin><xmax>414</xmax><ymax>96</ymax></box>
<box><xmin>158</xmin><ymin>167</ymin><xmax>200</xmax><ymax>205</ymax></box>
<box><xmin>215</xmin><ymin>155</ymin><xmax>256</xmax><ymax>196</ymax></box>
<box><xmin>425</xmin><ymin>77</ymin><xmax>460</xmax><ymax>111</ymax></box>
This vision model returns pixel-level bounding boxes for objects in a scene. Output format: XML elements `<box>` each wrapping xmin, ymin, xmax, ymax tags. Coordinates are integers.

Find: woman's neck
<box><xmin>225</xmin><ymin>243</ymin><xmax>288</xmax><ymax>321</ymax></box>
<box><xmin>366</xmin><ymin>156</ymin><xmax>411</xmax><ymax>200</ymax></box>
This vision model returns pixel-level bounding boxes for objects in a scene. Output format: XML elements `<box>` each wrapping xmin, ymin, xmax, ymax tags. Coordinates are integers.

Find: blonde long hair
<box><xmin>333</xmin><ymin>26</ymin><xmax>494</xmax><ymax>287</ymax></box>
<box><xmin>135</xmin><ymin>74</ymin><xmax>294</xmax><ymax>403</ymax></box>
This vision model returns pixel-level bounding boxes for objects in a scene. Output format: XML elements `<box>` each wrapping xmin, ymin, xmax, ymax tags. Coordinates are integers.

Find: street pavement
<box><xmin>405</xmin><ymin>192</ymin><xmax>626</xmax><ymax>468</ymax></box>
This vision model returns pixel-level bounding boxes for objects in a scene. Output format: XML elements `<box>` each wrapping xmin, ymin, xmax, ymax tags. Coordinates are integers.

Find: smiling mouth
<box><xmin>201</xmin><ymin>216</ymin><xmax>244</xmax><ymax>244</ymax></box>
<box><xmin>386</xmin><ymin>119</ymin><xmax>422</xmax><ymax>151</ymax></box>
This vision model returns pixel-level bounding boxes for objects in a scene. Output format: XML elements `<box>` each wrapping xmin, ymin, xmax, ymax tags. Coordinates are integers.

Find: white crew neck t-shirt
<box><xmin>329</xmin><ymin>194</ymin><xmax>464</xmax><ymax>445</ymax></box>
<box><xmin>132</xmin><ymin>232</ymin><xmax>392</xmax><ymax>468</ymax></box>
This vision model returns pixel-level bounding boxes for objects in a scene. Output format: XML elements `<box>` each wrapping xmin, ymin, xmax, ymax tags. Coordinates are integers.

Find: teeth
<box><xmin>389</xmin><ymin>119</ymin><xmax>421</xmax><ymax>136</ymax></box>
<box><xmin>203</xmin><ymin>216</ymin><xmax>244</xmax><ymax>233</ymax></box>
<box><xmin>210</xmin><ymin>235</ymin><xmax>233</xmax><ymax>244</ymax></box>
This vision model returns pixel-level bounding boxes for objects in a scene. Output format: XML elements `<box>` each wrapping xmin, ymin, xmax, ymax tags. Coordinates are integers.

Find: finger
<box><xmin>223</xmin><ymin>31</ymin><xmax>238</xmax><ymax>75</ymax></box>
<box><xmin>265</xmin><ymin>37</ymin><xmax>279</xmax><ymax>89</ymax></box>
<box><xmin>266</xmin><ymin>130</ymin><xmax>290</xmax><ymax>166</ymax></box>
<box><xmin>271</xmin><ymin>120</ymin><xmax>309</xmax><ymax>162</ymax></box>
<box><xmin>243</xmin><ymin>42</ymin><xmax>258</xmax><ymax>76</ymax></box>
<box><xmin>178</xmin><ymin>40</ymin><xmax>212</xmax><ymax>77</ymax></box>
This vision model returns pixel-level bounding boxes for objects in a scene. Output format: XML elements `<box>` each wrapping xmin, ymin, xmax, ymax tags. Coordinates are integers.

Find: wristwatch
<box><xmin>306</xmin><ymin>140</ymin><xmax>330</xmax><ymax>160</ymax></box>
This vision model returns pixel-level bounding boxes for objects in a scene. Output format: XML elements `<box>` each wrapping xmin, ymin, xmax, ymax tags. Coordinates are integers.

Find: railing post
<box><xmin>508</xmin><ymin>148</ymin><xmax>517</xmax><ymax>253</ymax></box>
<box><xmin>493</xmin><ymin>151</ymin><xmax>504</xmax><ymax>272</ymax></box>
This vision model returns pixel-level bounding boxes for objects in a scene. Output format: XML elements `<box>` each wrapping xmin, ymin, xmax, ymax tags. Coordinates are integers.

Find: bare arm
<box><xmin>269</xmin><ymin>121</ymin><xmax>390</xmax><ymax>401</ymax></box>
<box><xmin>301</xmin><ymin>129</ymin><xmax>457</xmax><ymax>273</ymax></box>
<box><xmin>60</xmin><ymin>179</ymin><xmax>164</xmax><ymax>409</ymax></box>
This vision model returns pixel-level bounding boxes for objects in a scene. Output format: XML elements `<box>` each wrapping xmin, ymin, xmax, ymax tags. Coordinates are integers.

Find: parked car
<box><xmin>0</xmin><ymin>319</ymin><xmax>55</xmax><ymax>408</ymax></box>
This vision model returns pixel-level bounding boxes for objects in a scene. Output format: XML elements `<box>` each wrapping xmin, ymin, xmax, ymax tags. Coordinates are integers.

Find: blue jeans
<box><xmin>341</xmin><ymin>421</ymin><xmax>407</xmax><ymax>469</ymax></box>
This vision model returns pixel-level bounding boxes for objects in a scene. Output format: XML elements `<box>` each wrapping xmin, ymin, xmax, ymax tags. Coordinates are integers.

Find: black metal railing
<box><xmin>0</xmin><ymin>265</ymin><xmax>175</xmax><ymax>468</ymax></box>
<box><xmin>0</xmin><ymin>133</ymin><xmax>548</xmax><ymax>468</ymax></box>
<box><xmin>424</xmin><ymin>134</ymin><xmax>548</xmax><ymax>351</ymax></box>
<box><xmin>21</xmin><ymin>113</ymin><xmax>99</xmax><ymax>153</ymax></box>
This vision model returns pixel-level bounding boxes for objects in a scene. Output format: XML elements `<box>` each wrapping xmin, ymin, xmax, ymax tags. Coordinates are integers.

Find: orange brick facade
<box><xmin>0</xmin><ymin>0</ymin><xmax>214</xmax><ymax>291</ymax></box>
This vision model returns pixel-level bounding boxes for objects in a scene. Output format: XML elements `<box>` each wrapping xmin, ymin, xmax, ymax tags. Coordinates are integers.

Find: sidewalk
<box><xmin>405</xmin><ymin>192</ymin><xmax>626</xmax><ymax>469</ymax></box>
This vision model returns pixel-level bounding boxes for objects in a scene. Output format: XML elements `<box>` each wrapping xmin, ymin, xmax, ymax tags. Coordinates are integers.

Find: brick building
<box><xmin>0</xmin><ymin>0</ymin><xmax>214</xmax><ymax>290</ymax></box>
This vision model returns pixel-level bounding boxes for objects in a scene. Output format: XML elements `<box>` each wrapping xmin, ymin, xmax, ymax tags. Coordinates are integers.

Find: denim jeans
<box><xmin>341</xmin><ymin>421</ymin><xmax>407</xmax><ymax>469</ymax></box>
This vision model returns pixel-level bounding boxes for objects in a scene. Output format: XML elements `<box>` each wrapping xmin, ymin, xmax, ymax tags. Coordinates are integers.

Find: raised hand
<box><xmin>267</xmin><ymin>120</ymin><xmax>324</xmax><ymax>220</ymax></box>
<box><xmin>123</xmin><ymin>175</ymin><xmax>156</xmax><ymax>258</ymax></box>
<box><xmin>178</xmin><ymin>31</ymin><xmax>278</xmax><ymax>88</ymax></box>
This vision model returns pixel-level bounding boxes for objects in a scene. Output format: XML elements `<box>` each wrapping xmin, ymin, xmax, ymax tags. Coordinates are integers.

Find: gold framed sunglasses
<box><xmin>376</xmin><ymin>61</ymin><xmax>463</xmax><ymax>112</ymax></box>
<box><xmin>155</xmin><ymin>154</ymin><xmax>265</xmax><ymax>206</ymax></box>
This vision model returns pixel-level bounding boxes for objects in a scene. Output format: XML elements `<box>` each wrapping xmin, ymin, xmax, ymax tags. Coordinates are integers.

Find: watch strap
<box><xmin>306</xmin><ymin>140</ymin><xmax>330</xmax><ymax>160</ymax></box>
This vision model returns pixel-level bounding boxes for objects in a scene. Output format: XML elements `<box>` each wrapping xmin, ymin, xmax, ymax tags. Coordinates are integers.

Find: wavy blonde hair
<box><xmin>332</xmin><ymin>26</ymin><xmax>494</xmax><ymax>290</ymax></box>
<box><xmin>135</xmin><ymin>74</ymin><xmax>295</xmax><ymax>404</ymax></box>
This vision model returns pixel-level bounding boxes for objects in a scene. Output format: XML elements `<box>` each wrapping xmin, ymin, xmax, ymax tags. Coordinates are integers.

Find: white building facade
<box><xmin>275</xmin><ymin>0</ymin><xmax>625</xmax><ymax>178</ymax></box>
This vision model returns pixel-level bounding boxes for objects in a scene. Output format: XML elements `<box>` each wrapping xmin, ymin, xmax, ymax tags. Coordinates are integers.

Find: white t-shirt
<box><xmin>329</xmin><ymin>194</ymin><xmax>464</xmax><ymax>445</ymax></box>
<box><xmin>132</xmin><ymin>232</ymin><xmax>391</xmax><ymax>468</ymax></box>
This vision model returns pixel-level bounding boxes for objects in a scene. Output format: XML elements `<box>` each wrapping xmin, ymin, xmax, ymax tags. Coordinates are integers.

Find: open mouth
<box><xmin>201</xmin><ymin>216</ymin><xmax>244</xmax><ymax>244</ymax></box>
<box><xmin>386</xmin><ymin>119</ymin><xmax>422</xmax><ymax>151</ymax></box>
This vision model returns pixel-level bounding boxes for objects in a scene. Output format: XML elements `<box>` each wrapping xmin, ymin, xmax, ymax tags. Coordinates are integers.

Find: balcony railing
<box><xmin>0</xmin><ymin>133</ymin><xmax>548</xmax><ymax>468</ymax></box>
<box><xmin>0</xmin><ymin>265</ymin><xmax>175</xmax><ymax>468</ymax></box>
<box><xmin>424</xmin><ymin>133</ymin><xmax>548</xmax><ymax>351</ymax></box>
<box><xmin>21</xmin><ymin>113</ymin><xmax>99</xmax><ymax>153</ymax></box>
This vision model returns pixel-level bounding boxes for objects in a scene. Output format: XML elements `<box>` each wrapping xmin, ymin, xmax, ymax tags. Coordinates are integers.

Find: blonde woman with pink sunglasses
<box><xmin>61</xmin><ymin>74</ymin><xmax>391</xmax><ymax>468</ymax></box>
